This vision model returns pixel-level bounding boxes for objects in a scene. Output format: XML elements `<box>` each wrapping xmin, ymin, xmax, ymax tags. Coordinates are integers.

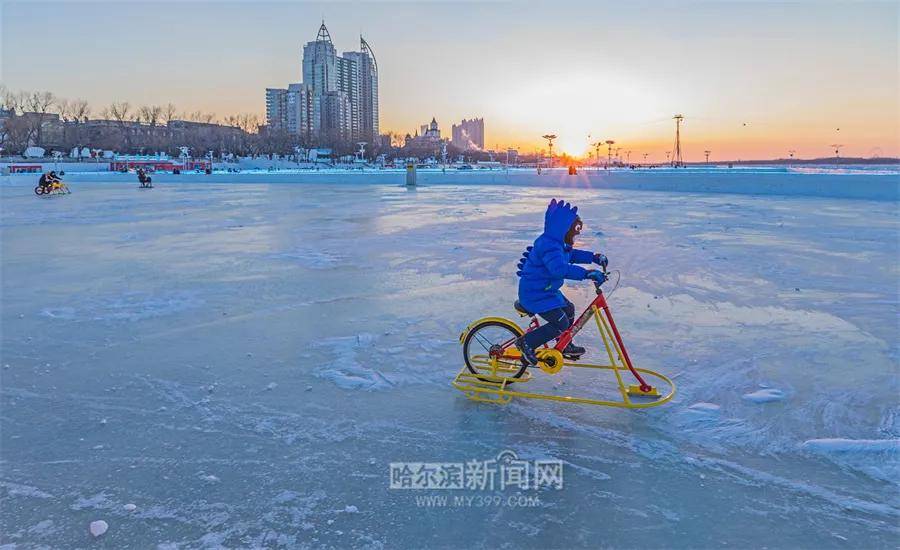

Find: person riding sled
<box><xmin>515</xmin><ymin>199</ymin><xmax>608</xmax><ymax>366</ymax></box>
<box><xmin>38</xmin><ymin>171</ymin><xmax>59</xmax><ymax>191</ymax></box>
<box><xmin>137</xmin><ymin>167</ymin><xmax>152</xmax><ymax>187</ymax></box>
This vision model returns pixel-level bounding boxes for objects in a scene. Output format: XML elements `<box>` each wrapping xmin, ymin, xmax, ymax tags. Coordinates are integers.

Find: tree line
<box><xmin>0</xmin><ymin>87</ymin><xmax>509</xmax><ymax>163</ymax></box>
<box><xmin>0</xmin><ymin>87</ymin><xmax>265</xmax><ymax>158</ymax></box>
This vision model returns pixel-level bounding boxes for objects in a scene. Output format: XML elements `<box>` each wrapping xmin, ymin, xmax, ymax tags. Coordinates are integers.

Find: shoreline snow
<box><xmin>3</xmin><ymin>166</ymin><xmax>898</xmax><ymax>201</ymax></box>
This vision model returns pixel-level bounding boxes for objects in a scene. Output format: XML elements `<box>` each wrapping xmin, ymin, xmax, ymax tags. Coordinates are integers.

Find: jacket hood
<box><xmin>543</xmin><ymin>198</ymin><xmax>578</xmax><ymax>242</ymax></box>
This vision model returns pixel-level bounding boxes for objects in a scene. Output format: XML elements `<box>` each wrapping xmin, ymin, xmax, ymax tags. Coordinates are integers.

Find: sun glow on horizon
<box><xmin>490</xmin><ymin>73</ymin><xmax>666</xmax><ymax>156</ymax></box>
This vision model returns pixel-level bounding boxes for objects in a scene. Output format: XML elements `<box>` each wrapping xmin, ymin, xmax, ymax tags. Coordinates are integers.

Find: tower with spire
<box><xmin>266</xmin><ymin>22</ymin><xmax>379</xmax><ymax>144</ymax></box>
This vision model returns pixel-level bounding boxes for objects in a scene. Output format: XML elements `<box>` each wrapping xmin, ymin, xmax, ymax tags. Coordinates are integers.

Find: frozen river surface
<box><xmin>1</xmin><ymin>180</ymin><xmax>898</xmax><ymax>548</ymax></box>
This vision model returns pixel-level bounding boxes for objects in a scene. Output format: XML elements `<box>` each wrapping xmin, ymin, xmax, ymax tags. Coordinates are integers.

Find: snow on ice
<box><xmin>89</xmin><ymin>520</ymin><xmax>108</xmax><ymax>537</ymax></box>
<box><xmin>742</xmin><ymin>388</ymin><xmax>787</xmax><ymax>403</ymax></box>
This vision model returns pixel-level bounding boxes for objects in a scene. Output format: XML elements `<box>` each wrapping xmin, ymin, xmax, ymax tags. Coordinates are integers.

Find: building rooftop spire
<box><xmin>360</xmin><ymin>35</ymin><xmax>378</xmax><ymax>74</ymax></box>
<box><xmin>316</xmin><ymin>21</ymin><xmax>332</xmax><ymax>44</ymax></box>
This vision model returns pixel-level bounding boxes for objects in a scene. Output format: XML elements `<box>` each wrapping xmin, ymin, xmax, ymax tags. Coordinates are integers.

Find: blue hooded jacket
<box><xmin>516</xmin><ymin>199</ymin><xmax>595</xmax><ymax>314</ymax></box>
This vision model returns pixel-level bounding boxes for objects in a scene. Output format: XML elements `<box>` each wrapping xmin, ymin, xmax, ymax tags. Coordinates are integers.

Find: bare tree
<box><xmin>137</xmin><ymin>105</ymin><xmax>164</xmax><ymax>151</ymax></box>
<box><xmin>63</xmin><ymin>99</ymin><xmax>92</xmax><ymax>154</ymax></box>
<box><xmin>0</xmin><ymin>85</ymin><xmax>9</xmax><ymax>112</ymax></box>
<box><xmin>2</xmin><ymin>116</ymin><xmax>30</xmax><ymax>154</ymax></box>
<box><xmin>1</xmin><ymin>87</ymin><xmax>24</xmax><ymax>114</ymax></box>
<box><xmin>139</xmin><ymin>105</ymin><xmax>162</xmax><ymax>128</ymax></box>
<box><xmin>237</xmin><ymin>113</ymin><xmax>261</xmax><ymax>134</ymax></box>
<box><xmin>25</xmin><ymin>91</ymin><xmax>55</xmax><ymax>114</ymax></box>
<box><xmin>106</xmin><ymin>101</ymin><xmax>133</xmax><ymax>151</ymax></box>
<box><xmin>162</xmin><ymin>103</ymin><xmax>178</xmax><ymax>124</ymax></box>
<box><xmin>58</xmin><ymin>98</ymin><xmax>71</xmax><ymax>121</ymax></box>
<box><xmin>108</xmin><ymin>101</ymin><xmax>131</xmax><ymax>124</ymax></box>
<box><xmin>23</xmin><ymin>90</ymin><xmax>56</xmax><ymax>147</ymax></box>
<box><xmin>69</xmin><ymin>99</ymin><xmax>90</xmax><ymax>122</ymax></box>
<box><xmin>186</xmin><ymin>111</ymin><xmax>217</xmax><ymax>124</ymax></box>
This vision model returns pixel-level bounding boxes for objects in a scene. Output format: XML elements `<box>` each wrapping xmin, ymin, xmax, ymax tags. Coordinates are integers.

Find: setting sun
<box><xmin>490</xmin><ymin>72</ymin><xmax>665</xmax><ymax>156</ymax></box>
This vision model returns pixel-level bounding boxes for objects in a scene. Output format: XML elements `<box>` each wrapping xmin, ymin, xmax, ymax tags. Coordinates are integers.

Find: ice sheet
<box><xmin>1</xmin><ymin>179</ymin><xmax>898</xmax><ymax>548</ymax></box>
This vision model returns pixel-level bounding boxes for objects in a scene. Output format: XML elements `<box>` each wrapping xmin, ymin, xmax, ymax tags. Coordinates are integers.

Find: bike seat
<box><xmin>513</xmin><ymin>300</ymin><xmax>534</xmax><ymax>317</ymax></box>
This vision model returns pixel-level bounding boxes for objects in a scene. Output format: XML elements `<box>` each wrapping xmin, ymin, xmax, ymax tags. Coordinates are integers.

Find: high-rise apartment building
<box><xmin>265</xmin><ymin>85</ymin><xmax>314</xmax><ymax>138</ymax></box>
<box><xmin>268</xmin><ymin>22</ymin><xmax>378</xmax><ymax>142</ymax></box>
<box><xmin>286</xmin><ymin>83</ymin><xmax>313</xmax><ymax>137</ymax></box>
<box><xmin>451</xmin><ymin>118</ymin><xmax>485</xmax><ymax>150</ymax></box>
<box><xmin>342</xmin><ymin>36</ymin><xmax>379</xmax><ymax>141</ymax></box>
<box><xmin>265</xmin><ymin>88</ymin><xmax>288</xmax><ymax>131</ymax></box>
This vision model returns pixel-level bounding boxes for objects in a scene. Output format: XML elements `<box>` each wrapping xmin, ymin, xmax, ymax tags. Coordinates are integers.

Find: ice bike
<box><xmin>34</xmin><ymin>181</ymin><xmax>71</xmax><ymax>196</ymax></box>
<box><xmin>455</xmin><ymin>273</ymin><xmax>675</xmax><ymax>408</ymax></box>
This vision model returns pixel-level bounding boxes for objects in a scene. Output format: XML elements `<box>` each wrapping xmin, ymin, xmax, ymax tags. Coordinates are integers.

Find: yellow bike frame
<box><xmin>455</xmin><ymin>304</ymin><xmax>675</xmax><ymax>408</ymax></box>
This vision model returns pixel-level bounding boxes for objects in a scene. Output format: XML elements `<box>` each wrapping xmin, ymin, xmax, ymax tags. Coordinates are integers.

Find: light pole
<box><xmin>665</xmin><ymin>151</ymin><xmax>671</xmax><ymax>165</ymax></box>
<box><xmin>625</xmin><ymin>150</ymin><xmax>632</xmax><ymax>164</ymax></box>
<box><xmin>593</xmin><ymin>142</ymin><xmax>603</xmax><ymax>170</ymax></box>
<box><xmin>642</xmin><ymin>152</ymin><xmax>649</xmax><ymax>166</ymax></box>
<box><xmin>605</xmin><ymin>140</ymin><xmax>615</xmax><ymax>169</ymax></box>
<box><xmin>672</xmin><ymin>114</ymin><xmax>684</xmax><ymax>167</ymax></box>
<box><xmin>542</xmin><ymin>134</ymin><xmax>557</xmax><ymax>169</ymax></box>
<box><xmin>704</xmin><ymin>150</ymin><xmax>711</xmax><ymax>165</ymax></box>
<box><xmin>829</xmin><ymin>144</ymin><xmax>843</xmax><ymax>165</ymax></box>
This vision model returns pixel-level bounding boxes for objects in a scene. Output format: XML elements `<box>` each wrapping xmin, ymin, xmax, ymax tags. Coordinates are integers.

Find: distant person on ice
<box><xmin>38</xmin><ymin>171</ymin><xmax>59</xmax><ymax>191</ymax></box>
<box><xmin>515</xmin><ymin>199</ymin><xmax>608</xmax><ymax>365</ymax></box>
<box><xmin>136</xmin><ymin>167</ymin><xmax>151</xmax><ymax>187</ymax></box>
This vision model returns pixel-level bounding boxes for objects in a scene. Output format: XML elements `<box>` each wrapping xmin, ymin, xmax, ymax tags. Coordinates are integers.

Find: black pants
<box><xmin>523</xmin><ymin>297</ymin><xmax>575</xmax><ymax>349</ymax></box>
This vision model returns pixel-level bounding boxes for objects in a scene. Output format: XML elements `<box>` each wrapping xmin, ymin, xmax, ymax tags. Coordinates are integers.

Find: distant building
<box><xmin>423</xmin><ymin>117</ymin><xmax>441</xmax><ymax>140</ymax></box>
<box><xmin>269</xmin><ymin>21</ymin><xmax>380</xmax><ymax>142</ymax></box>
<box><xmin>265</xmin><ymin>88</ymin><xmax>288</xmax><ymax>131</ymax></box>
<box><xmin>452</xmin><ymin>118</ymin><xmax>484</xmax><ymax>150</ymax></box>
<box><xmin>320</xmin><ymin>91</ymin><xmax>352</xmax><ymax>139</ymax></box>
<box><xmin>266</xmin><ymin>84</ymin><xmax>314</xmax><ymax>138</ymax></box>
<box><xmin>302</xmin><ymin>27</ymin><xmax>355</xmax><ymax>140</ymax></box>
<box><xmin>286</xmin><ymin>83</ymin><xmax>314</xmax><ymax>137</ymax></box>
<box><xmin>342</xmin><ymin>37</ymin><xmax>379</xmax><ymax>141</ymax></box>
<box><xmin>406</xmin><ymin>118</ymin><xmax>443</xmax><ymax>147</ymax></box>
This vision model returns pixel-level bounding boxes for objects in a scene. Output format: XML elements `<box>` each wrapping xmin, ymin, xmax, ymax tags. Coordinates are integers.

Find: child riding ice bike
<box><xmin>456</xmin><ymin>199</ymin><xmax>673</xmax><ymax>407</ymax></box>
<box><xmin>513</xmin><ymin>199</ymin><xmax>607</xmax><ymax>366</ymax></box>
